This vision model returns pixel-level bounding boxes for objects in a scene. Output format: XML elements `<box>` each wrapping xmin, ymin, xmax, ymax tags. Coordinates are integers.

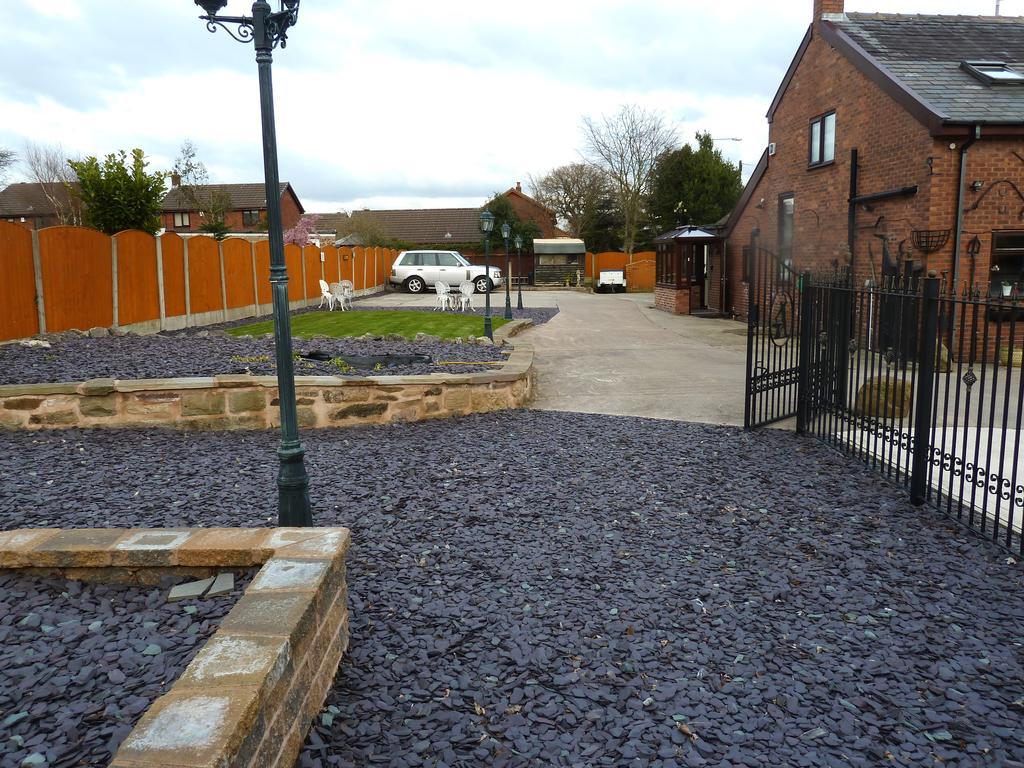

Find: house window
<box><xmin>656</xmin><ymin>244</ymin><xmax>677</xmax><ymax>287</ymax></box>
<box><xmin>778</xmin><ymin>195</ymin><xmax>795</xmax><ymax>276</ymax></box>
<box><xmin>242</xmin><ymin>209</ymin><xmax>262</xmax><ymax>227</ymax></box>
<box><xmin>962</xmin><ymin>61</ymin><xmax>1024</xmax><ymax>86</ymax></box>
<box><xmin>809</xmin><ymin>111</ymin><xmax>836</xmax><ymax>167</ymax></box>
<box><xmin>991</xmin><ymin>232</ymin><xmax>1024</xmax><ymax>293</ymax></box>
<box><xmin>173</xmin><ymin>212</ymin><xmax>190</xmax><ymax>228</ymax></box>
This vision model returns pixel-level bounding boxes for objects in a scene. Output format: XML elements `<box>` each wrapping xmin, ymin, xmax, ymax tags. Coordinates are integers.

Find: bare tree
<box><xmin>23</xmin><ymin>142</ymin><xmax>82</xmax><ymax>225</ymax></box>
<box><xmin>0</xmin><ymin>147</ymin><xmax>15</xmax><ymax>187</ymax></box>
<box><xmin>172</xmin><ymin>140</ymin><xmax>233</xmax><ymax>238</ymax></box>
<box><xmin>529</xmin><ymin>163</ymin><xmax>609</xmax><ymax>239</ymax></box>
<box><xmin>581</xmin><ymin>105</ymin><xmax>676</xmax><ymax>255</ymax></box>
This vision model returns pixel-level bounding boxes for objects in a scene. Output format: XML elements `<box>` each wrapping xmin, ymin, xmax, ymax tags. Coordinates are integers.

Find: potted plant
<box><xmin>1001</xmin><ymin>280</ymin><xmax>1013</xmax><ymax>298</ymax></box>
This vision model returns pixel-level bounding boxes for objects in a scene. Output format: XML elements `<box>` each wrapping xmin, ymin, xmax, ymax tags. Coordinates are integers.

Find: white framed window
<box><xmin>809</xmin><ymin>111</ymin><xmax>836</xmax><ymax>167</ymax></box>
<box><xmin>173</xmin><ymin>212</ymin><xmax>190</xmax><ymax>228</ymax></box>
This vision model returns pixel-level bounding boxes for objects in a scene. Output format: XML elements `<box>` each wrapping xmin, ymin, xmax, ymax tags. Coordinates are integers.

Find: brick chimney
<box><xmin>170</xmin><ymin>172</ymin><xmax>181</xmax><ymax>188</ymax></box>
<box><xmin>515</xmin><ymin>181</ymin><xmax>522</xmax><ymax>192</ymax></box>
<box><xmin>814</xmin><ymin>0</ymin><xmax>845</xmax><ymax>22</ymax></box>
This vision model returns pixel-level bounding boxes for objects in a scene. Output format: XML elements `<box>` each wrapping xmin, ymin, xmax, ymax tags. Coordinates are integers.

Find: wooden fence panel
<box><xmin>352</xmin><ymin>247</ymin><xmax>365</xmax><ymax>291</ymax></box>
<box><xmin>39</xmin><ymin>226</ymin><xmax>113</xmax><ymax>332</ymax></box>
<box><xmin>254</xmin><ymin>241</ymin><xmax>271</xmax><ymax>305</ymax></box>
<box><xmin>625</xmin><ymin>260</ymin><xmax>656</xmax><ymax>292</ymax></box>
<box><xmin>114</xmin><ymin>230</ymin><xmax>159</xmax><ymax>326</ymax></box>
<box><xmin>322</xmin><ymin>246</ymin><xmax>339</xmax><ymax>284</ymax></box>
<box><xmin>160</xmin><ymin>233</ymin><xmax>186</xmax><ymax>319</ymax></box>
<box><xmin>339</xmin><ymin>247</ymin><xmax>354</xmax><ymax>285</ymax></box>
<box><xmin>0</xmin><ymin>221</ymin><xmax>39</xmax><ymax>340</ymax></box>
<box><xmin>302</xmin><ymin>245</ymin><xmax>321</xmax><ymax>299</ymax></box>
<box><xmin>223</xmin><ymin>238</ymin><xmax>255</xmax><ymax>309</ymax></box>
<box><xmin>186</xmin><ymin>236</ymin><xmax>223</xmax><ymax>315</ymax></box>
<box><xmin>285</xmin><ymin>244</ymin><xmax>303</xmax><ymax>301</ymax></box>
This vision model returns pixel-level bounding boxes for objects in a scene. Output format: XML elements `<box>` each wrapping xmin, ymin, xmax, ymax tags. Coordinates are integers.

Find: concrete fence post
<box><xmin>156</xmin><ymin>234</ymin><xmax>167</xmax><ymax>328</ymax></box>
<box><xmin>31</xmin><ymin>229</ymin><xmax>46</xmax><ymax>334</ymax></box>
<box><xmin>111</xmin><ymin>235</ymin><xmax>120</xmax><ymax>329</ymax></box>
<box><xmin>250</xmin><ymin>240</ymin><xmax>260</xmax><ymax>318</ymax></box>
<box><xmin>183</xmin><ymin>237</ymin><xmax>193</xmax><ymax>327</ymax></box>
<box><xmin>218</xmin><ymin>239</ymin><xmax>228</xmax><ymax>322</ymax></box>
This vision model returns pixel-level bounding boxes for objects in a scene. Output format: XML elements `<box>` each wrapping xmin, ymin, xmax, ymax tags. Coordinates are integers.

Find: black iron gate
<box><xmin>743</xmin><ymin>247</ymin><xmax>803</xmax><ymax>428</ymax></box>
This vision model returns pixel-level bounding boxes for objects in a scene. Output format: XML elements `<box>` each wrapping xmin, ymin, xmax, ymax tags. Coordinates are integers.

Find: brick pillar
<box><xmin>814</xmin><ymin>0</ymin><xmax>844</xmax><ymax>20</ymax></box>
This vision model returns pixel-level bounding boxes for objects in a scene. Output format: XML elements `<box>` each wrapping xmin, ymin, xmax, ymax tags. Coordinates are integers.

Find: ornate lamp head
<box><xmin>195</xmin><ymin>0</ymin><xmax>228</xmax><ymax>15</ymax></box>
<box><xmin>514</xmin><ymin>234</ymin><xmax>523</xmax><ymax>249</ymax></box>
<box><xmin>480</xmin><ymin>210</ymin><xmax>495</xmax><ymax>234</ymax></box>
<box><xmin>501</xmin><ymin>222</ymin><xmax>511</xmax><ymax>240</ymax></box>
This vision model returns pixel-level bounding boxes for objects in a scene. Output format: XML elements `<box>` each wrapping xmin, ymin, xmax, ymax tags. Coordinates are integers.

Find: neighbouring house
<box><xmin>658</xmin><ymin>0</ymin><xmax>1024</xmax><ymax>321</ymax></box>
<box><xmin>307</xmin><ymin>183</ymin><xmax>568</xmax><ymax>282</ymax></box>
<box><xmin>0</xmin><ymin>182</ymin><xmax>83</xmax><ymax>230</ymax></box>
<box><xmin>160</xmin><ymin>181</ymin><xmax>305</xmax><ymax>236</ymax></box>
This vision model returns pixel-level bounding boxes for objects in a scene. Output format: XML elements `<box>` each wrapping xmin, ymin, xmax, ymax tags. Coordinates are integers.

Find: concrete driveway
<box><xmin>518</xmin><ymin>291</ymin><xmax>748</xmax><ymax>425</ymax></box>
<box><xmin>360</xmin><ymin>288</ymin><xmax>750</xmax><ymax>425</ymax></box>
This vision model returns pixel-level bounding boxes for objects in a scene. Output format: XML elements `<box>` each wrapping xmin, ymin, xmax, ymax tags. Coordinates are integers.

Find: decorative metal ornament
<box><xmin>196</xmin><ymin>0</ymin><xmax>300</xmax><ymax>49</ymax></box>
<box><xmin>962</xmin><ymin>368</ymin><xmax>978</xmax><ymax>390</ymax></box>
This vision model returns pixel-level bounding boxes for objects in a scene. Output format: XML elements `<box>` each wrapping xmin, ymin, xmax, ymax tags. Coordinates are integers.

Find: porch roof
<box><xmin>653</xmin><ymin>226</ymin><xmax>721</xmax><ymax>244</ymax></box>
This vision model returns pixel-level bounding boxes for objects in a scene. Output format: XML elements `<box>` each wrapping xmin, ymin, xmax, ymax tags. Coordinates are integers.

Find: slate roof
<box><xmin>161</xmin><ymin>183</ymin><xmax>296</xmax><ymax>212</ymax></box>
<box><xmin>829</xmin><ymin>13</ymin><xmax>1024</xmax><ymax>125</ymax></box>
<box><xmin>310</xmin><ymin>208</ymin><xmax>485</xmax><ymax>244</ymax></box>
<box><xmin>0</xmin><ymin>182</ymin><xmax>79</xmax><ymax>216</ymax></box>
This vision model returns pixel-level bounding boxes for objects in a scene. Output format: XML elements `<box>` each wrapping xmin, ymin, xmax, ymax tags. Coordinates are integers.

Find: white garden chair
<box><xmin>318</xmin><ymin>279</ymin><xmax>337</xmax><ymax>310</ymax></box>
<box><xmin>458</xmin><ymin>281</ymin><xmax>475</xmax><ymax>312</ymax></box>
<box><xmin>435</xmin><ymin>282</ymin><xmax>453</xmax><ymax>311</ymax></box>
<box><xmin>337</xmin><ymin>280</ymin><xmax>355</xmax><ymax>310</ymax></box>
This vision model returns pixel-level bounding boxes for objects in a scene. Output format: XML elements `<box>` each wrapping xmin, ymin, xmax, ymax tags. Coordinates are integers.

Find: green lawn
<box><xmin>227</xmin><ymin>310</ymin><xmax>509</xmax><ymax>340</ymax></box>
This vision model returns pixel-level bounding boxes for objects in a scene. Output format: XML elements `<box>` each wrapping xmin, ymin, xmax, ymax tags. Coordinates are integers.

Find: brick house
<box><xmin>0</xmin><ymin>182</ymin><xmax>82</xmax><ymax>230</ymax></box>
<box><xmin>705</xmin><ymin>1</ymin><xmax>1024</xmax><ymax>322</ymax></box>
<box><xmin>160</xmin><ymin>182</ymin><xmax>304</xmax><ymax>235</ymax></box>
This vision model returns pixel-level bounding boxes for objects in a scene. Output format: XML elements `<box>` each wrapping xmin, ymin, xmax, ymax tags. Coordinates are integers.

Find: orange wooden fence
<box><xmin>0</xmin><ymin>221</ymin><xmax>396</xmax><ymax>342</ymax></box>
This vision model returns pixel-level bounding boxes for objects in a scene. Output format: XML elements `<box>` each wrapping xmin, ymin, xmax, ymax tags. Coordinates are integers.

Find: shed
<box><xmin>533</xmin><ymin>238</ymin><xmax>586</xmax><ymax>286</ymax></box>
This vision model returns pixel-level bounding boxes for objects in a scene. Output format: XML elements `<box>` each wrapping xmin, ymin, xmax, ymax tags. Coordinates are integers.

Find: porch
<box><xmin>653</xmin><ymin>226</ymin><xmax>724</xmax><ymax>315</ymax></box>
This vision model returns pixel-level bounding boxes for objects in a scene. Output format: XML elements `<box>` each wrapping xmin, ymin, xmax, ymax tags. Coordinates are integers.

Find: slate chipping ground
<box><xmin>0</xmin><ymin>570</ymin><xmax>252</xmax><ymax>766</ymax></box>
<box><xmin>0</xmin><ymin>411</ymin><xmax>1023</xmax><ymax>767</ymax></box>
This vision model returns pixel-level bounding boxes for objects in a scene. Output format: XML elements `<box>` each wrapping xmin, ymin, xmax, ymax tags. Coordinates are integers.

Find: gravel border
<box><xmin>0</xmin><ymin>570</ymin><xmax>252</xmax><ymax>767</ymax></box>
<box><xmin>1</xmin><ymin>412</ymin><xmax>1022</xmax><ymax>767</ymax></box>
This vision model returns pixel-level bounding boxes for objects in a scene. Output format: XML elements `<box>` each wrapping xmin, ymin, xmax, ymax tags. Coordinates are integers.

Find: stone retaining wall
<box><xmin>0</xmin><ymin>343</ymin><xmax>534</xmax><ymax>431</ymax></box>
<box><xmin>0</xmin><ymin>526</ymin><xmax>351</xmax><ymax>768</ymax></box>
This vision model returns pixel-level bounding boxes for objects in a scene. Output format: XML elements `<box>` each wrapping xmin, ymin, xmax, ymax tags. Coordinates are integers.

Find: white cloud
<box><xmin>1</xmin><ymin>0</ymin><xmax>1020</xmax><ymax>211</ymax></box>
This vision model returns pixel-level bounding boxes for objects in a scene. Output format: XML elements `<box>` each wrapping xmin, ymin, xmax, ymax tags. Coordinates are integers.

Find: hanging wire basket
<box><xmin>911</xmin><ymin>229</ymin><xmax>951</xmax><ymax>254</ymax></box>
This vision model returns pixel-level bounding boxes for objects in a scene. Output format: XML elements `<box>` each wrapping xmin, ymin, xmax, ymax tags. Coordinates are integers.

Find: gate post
<box><xmin>796</xmin><ymin>271</ymin><xmax>814</xmax><ymax>434</ymax></box>
<box><xmin>910</xmin><ymin>271</ymin><xmax>940</xmax><ymax>505</ymax></box>
<box><xmin>743</xmin><ymin>284</ymin><xmax>757</xmax><ymax>430</ymax></box>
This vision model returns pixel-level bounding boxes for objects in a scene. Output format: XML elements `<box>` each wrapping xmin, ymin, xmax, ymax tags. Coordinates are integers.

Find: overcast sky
<box><xmin>3</xmin><ymin>0</ymin><xmax>1020</xmax><ymax>213</ymax></box>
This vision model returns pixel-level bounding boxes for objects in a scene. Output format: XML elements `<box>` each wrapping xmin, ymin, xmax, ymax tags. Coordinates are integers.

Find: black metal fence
<box><xmin>795</xmin><ymin>270</ymin><xmax>1023</xmax><ymax>554</ymax></box>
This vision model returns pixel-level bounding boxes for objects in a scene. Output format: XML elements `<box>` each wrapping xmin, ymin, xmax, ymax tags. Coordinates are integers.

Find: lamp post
<box><xmin>514</xmin><ymin>233</ymin><xmax>524</xmax><ymax>309</ymax></box>
<box><xmin>193</xmin><ymin>0</ymin><xmax>311</xmax><ymax>526</ymax></box>
<box><xmin>480</xmin><ymin>210</ymin><xmax>494</xmax><ymax>340</ymax></box>
<box><xmin>501</xmin><ymin>222</ymin><xmax>513</xmax><ymax>320</ymax></box>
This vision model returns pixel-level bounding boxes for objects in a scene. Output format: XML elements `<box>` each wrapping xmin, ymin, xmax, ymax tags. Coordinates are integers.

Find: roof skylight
<box><xmin>962</xmin><ymin>61</ymin><xmax>1024</xmax><ymax>85</ymax></box>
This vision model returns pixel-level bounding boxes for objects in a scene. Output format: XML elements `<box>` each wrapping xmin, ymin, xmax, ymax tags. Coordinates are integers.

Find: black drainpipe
<box><xmin>951</xmin><ymin>125</ymin><xmax>981</xmax><ymax>296</ymax></box>
<box><xmin>848</xmin><ymin>148</ymin><xmax>858</xmax><ymax>273</ymax></box>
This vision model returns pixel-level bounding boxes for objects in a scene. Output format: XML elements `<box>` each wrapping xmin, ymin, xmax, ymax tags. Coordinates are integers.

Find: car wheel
<box><xmin>474</xmin><ymin>276</ymin><xmax>491</xmax><ymax>294</ymax></box>
<box><xmin>405</xmin><ymin>276</ymin><xmax>425</xmax><ymax>294</ymax></box>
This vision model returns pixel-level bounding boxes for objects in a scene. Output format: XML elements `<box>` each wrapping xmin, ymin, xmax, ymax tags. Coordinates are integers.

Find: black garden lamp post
<box><xmin>501</xmin><ymin>222</ymin><xmax>513</xmax><ymax>320</ymax></box>
<box><xmin>193</xmin><ymin>0</ymin><xmax>311</xmax><ymax>526</ymax></box>
<box><xmin>514</xmin><ymin>233</ymin><xmax>524</xmax><ymax>309</ymax></box>
<box><xmin>480</xmin><ymin>210</ymin><xmax>495</xmax><ymax>340</ymax></box>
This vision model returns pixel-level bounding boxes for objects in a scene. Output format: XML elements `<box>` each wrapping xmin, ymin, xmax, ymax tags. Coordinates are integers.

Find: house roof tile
<box><xmin>831</xmin><ymin>13</ymin><xmax>1024</xmax><ymax>125</ymax></box>
<box><xmin>0</xmin><ymin>182</ymin><xmax>78</xmax><ymax>217</ymax></box>
<box><xmin>161</xmin><ymin>183</ymin><xmax>294</xmax><ymax>212</ymax></box>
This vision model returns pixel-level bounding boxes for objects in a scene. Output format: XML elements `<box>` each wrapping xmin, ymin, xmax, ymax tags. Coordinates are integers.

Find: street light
<box><xmin>501</xmin><ymin>221</ymin><xmax>513</xmax><ymax>320</ymax></box>
<box><xmin>193</xmin><ymin>0</ymin><xmax>312</xmax><ymax>527</ymax></box>
<box><xmin>514</xmin><ymin>233</ymin><xmax>524</xmax><ymax>310</ymax></box>
<box><xmin>480</xmin><ymin>210</ymin><xmax>495</xmax><ymax>340</ymax></box>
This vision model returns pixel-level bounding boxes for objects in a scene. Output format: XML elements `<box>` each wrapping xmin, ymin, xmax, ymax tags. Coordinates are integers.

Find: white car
<box><xmin>390</xmin><ymin>250</ymin><xmax>502</xmax><ymax>295</ymax></box>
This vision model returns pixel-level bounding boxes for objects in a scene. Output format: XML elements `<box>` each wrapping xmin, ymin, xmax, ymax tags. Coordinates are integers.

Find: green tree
<box><xmin>483</xmin><ymin>193</ymin><xmax>540</xmax><ymax>250</ymax></box>
<box><xmin>648</xmin><ymin>131</ymin><xmax>743</xmax><ymax>233</ymax></box>
<box><xmin>69</xmin><ymin>149</ymin><xmax>166</xmax><ymax>234</ymax></box>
